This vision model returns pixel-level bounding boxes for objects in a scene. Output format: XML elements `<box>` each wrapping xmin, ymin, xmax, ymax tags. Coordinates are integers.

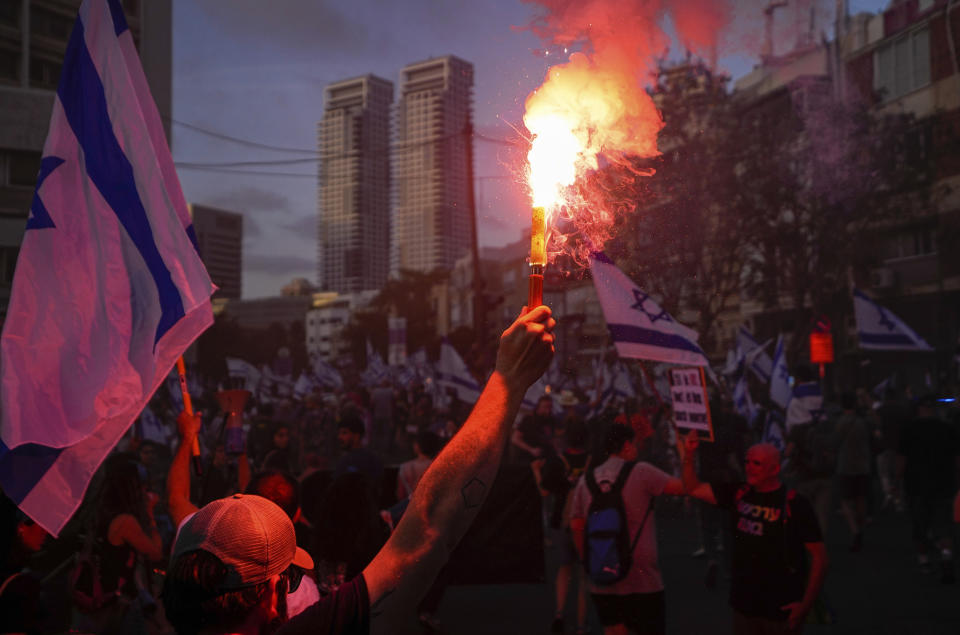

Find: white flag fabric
<box><xmin>737</xmin><ymin>327</ymin><xmax>773</xmax><ymax>383</ymax></box>
<box><xmin>853</xmin><ymin>288</ymin><xmax>932</xmax><ymax>351</ymax></box>
<box><xmin>311</xmin><ymin>357</ymin><xmax>343</xmax><ymax>390</ymax></box>
<box><xmin>362</xmin><ymin>340</ymin><xmax>390</xmax><ymax>387</ymax></box>
<box><xmin>0</xmin><ymin>0</ymin><xmax>214</xmax><ymax>535</ymax></box>
<box><xmin>437</xmin><ymin>338</ymin><xmax>481</xmax><ymax>403</ymax></box>
<box><xmin>762</xmin><ymin>411</ymin><xmax>786</xmax><ymax>451</ymax></box>
<box><xmin>225</xmin><ymin>358</ymin><xmax>261</xmax><ymax>394</ymax></box>
<box><xmin>786</xmin><ymin>381</ymin><xmax>823</xmax><ymax>430</ymax></box>
<box><xmin>769</xmin><ymin>335</ymin><xmax>792</xmax><ymax>410</ymax></box>
<box><xmin>589</xmin><ymin>253</ymin><xmax>709</xmax><ymax>366</ymax></box>
<box><xmin>732</xmin><ymin>375</ymin><xmax>758</xmax><ymax>427</ymax></box>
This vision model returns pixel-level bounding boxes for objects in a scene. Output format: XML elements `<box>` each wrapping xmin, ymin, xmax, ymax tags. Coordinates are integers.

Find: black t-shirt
<box><xmin>712</xmin><ymin>483</ymin><xmax>822</xmax><ymax>620</ymax></box>
<box><xmin>278</xmin><ymin>573</ymin><xmax>370</xmax><ymax>635</ymax></box>
<box><xmin>899</xmin><ymin>416</ymin><xmax>959</xmax><ymax>499</ymax></box>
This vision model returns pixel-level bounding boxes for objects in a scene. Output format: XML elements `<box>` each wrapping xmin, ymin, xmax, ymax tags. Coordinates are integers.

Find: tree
<box><xmin>605</xmin><ymin>62</ymin><xmax>753</xmax><ymax>354</ymax></box>
<box><xmin>737</xmin><ymin>80</ymin><xmax>936</xmax><ymax>358</ymax></box>
<box><xmin>340</xmin><ymin>269</ymin><xmax>448</xmax><ymax>366</ymax></box>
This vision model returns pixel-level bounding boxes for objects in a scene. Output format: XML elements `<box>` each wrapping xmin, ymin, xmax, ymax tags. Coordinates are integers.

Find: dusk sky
<box><xmin>170</xmin><ymin>0</ymin><xmax>888</xmax><ymax>299</ymax></box>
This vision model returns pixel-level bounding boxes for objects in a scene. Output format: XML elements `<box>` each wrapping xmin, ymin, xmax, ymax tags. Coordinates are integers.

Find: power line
<box><xmin>166</xmin><ymin>117</ymin><xmax>320</xmax><ymax>154</ymax></box>
<box><xmin>175</xmin><ymin>162</ymin><xmax>514</xmax><ymax>183</ymax></box>
<box><xmin>168</xmin><ymin>115</ymin><xmax>519</xmax><ymax>160</ymax></box>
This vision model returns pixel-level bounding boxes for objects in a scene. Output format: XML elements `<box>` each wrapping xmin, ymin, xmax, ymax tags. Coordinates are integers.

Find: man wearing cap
<box><xmin>162</xmin><ymin>306</ymin><xmax>556</xmax><ymax>634</ymax></box>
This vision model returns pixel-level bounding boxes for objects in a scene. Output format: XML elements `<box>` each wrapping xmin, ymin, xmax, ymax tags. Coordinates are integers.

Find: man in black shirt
<box><xmin>898</xmin><ymin>395</ymin><xmax>959</xmax><ymax>583</ymax></box>
<box><xmin>682</xmin><ymin>434</ymin><xmax>828</xmax><ymax>634</ymax></box>
<box><xmin>162</xmin><ymin>306</ymin><xmax>556</xmax><ymax>635</ymax></box>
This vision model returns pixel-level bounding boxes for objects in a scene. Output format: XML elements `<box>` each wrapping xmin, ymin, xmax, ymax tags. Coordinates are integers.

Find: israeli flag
<box><xmin>737</xmin><ymin>327</ymin><xmax>773</xmax><ymax>383</ymax></box>
<box><xmin>853</xmin><ymin>288</ymin><xmax>932</xmax><ymax>351</ymax></box>
<box><xmin>226</xmin><ymin>358</ymin><xmax>261</xmax><ymax>394</ymax></box>
<box><xmin>589</xmin><ymin>253</ymin><xmax>709</xmax><ymax>366</ymax></box>
<box><xmin>311</xmin><ymin>356</ymin><xmax>343</xmax><ymax>390</ymax></box>
<box><xmin>0</xmin><ymin>0</ymin><xmax>214</xmax><ymax>535</ymax></box>
<box><xmin>762</xmin><ymin>410</ymin><xmax>786</xmax><ymax>451</ymax></box>
<box><xmin>437</xmin><ymin>338</ymin><xmax>481</xmax><ymax>403</ymax></box>
<box><xmin>769</xmin><ymin>335</ymin><xmax>792</xmax><ymax>410</ymax></box>
<box><xmin>732</xmin><ymin>375</ymin><xmax>758</xmax><ymax>427</ymax></box>
<box><xmin>786</xmin><ymin>381</ymin><xmax>823</xmax><ymax>430</ymax></box>
<box><xmin>361</xmin><ymin>340</ymin><xmax>390</xmax><ymax>387</ymax></box>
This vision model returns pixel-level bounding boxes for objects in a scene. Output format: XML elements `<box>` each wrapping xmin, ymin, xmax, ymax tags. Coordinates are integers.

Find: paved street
<box><xmin>436</xmin><ymin>500</ymin><xmax>960</xmax><ymax>634</ymax></box>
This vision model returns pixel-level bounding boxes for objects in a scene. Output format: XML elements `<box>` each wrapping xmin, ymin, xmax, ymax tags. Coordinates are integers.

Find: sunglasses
<box><xmin>284</xmin><ymin>565</ymin><xmax>305</xmax><ymax>594</ymax></box>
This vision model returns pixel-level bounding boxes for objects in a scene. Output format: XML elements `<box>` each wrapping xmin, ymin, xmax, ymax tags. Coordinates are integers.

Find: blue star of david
<box><xmin>630</xmin><ymin>288</ymin><xmax>673</xmax><ymax>323</ymax></box>
<box><xmin>26</xmin><ymin>156</ymin><xmax>65</xmax><ymax>230</ymax></box>
<box><xmin>876</xmin><ymin>306</ymin><xmax>896</xmax><ymax>332</ymax></box>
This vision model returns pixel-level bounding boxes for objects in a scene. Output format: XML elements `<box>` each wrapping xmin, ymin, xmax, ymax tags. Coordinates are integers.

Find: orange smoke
<box><xmin>522</xmin><ymin>0</ymin><xmax>731</xmax><ymax>261</ymax></box>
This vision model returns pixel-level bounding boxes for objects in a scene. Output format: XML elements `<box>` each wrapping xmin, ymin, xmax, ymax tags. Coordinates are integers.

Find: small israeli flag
<box><xmin>769</xmin><ymin>335</ymin><xmax>792</xmax><ymax>410</ymax></box>
<box><xmin>737</xmin><ymin>326</ymin><xmax>773</xmax><ymax>383</ymax></box>
<box><xmin>853</xmin><ymin>288</ymin><xmax>932</xmax><ymax>351</ymax></box>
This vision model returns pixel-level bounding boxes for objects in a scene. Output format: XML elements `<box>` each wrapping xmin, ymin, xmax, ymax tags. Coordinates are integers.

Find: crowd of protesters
<box><xmin>1</xmin><ymin>308</ymin><xmax>959</xmax><ymax>634</ymax></box>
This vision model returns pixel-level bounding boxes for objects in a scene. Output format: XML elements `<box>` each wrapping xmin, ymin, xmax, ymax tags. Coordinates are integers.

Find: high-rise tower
<box><xmin>317</xmin><ymin>74</ymin><xmax>392</xmax><ymax>293</ymax></box>
<box><xmin>392</xmin><ymin>56</ymin><xmax>474</xmax><ymax>276</ymax></box>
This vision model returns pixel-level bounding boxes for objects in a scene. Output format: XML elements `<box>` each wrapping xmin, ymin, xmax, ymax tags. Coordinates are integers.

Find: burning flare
<box><xmin>521</xmin><ymin>0</ymin><xmax>733</xmax><ymax>265</ymax></box>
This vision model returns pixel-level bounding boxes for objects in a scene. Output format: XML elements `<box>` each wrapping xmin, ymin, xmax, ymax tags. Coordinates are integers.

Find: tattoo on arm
<box><xmin>370</xmin><ymin>588</ymin><xmax>395</xmax><ymax>617</ymax></box>
<box><xmin>461</xmin><ymin>477</ymin><xmax>487</xmax><ymax>510</ymax></box>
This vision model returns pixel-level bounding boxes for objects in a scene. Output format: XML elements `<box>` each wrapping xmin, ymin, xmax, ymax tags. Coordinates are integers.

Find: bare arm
<box><xmin>167</xmin><ymin>411</ymin><xmax>200</xmax><ymax>529</ymax></box>
<box><xmin>363</xmin><ymin>306</ymin><xmax>555</xmax><ymax>629</ymax></box>
<box><xmin>681</xmin><ymin>432</ymin><xmax>717</xmax><ymax>504</ymax></box>
<box><xmin>782</xmin><ymin>541</ymin><xmax>829</xmax><ymax>629</ymax></box>
<box><xmin>511</xmin><ymin>428</ymin><xmax>543</xmax><ymax>458</ymax></box>
<box><xmin>109</xmin><ymin>514</ymin><xmax>163</xmax><ymax>562</ymax></box>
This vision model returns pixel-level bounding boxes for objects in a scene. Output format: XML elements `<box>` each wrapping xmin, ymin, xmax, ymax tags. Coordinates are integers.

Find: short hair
<box><xmin>415</xmin><ymin>431</ymin><xmax>442</xmax><ymax>458</ymax></box>
<box><xmin>162</xmin><ymin>549</ymin><xmax>270</xmax><ymax>635</ymax></box>
<box><xmin>246</xmin><ymin>470</ymin><xmax>300</xmax><ymax>520</ymax></box>
<box><xmin>603</xmin><ymin>423</ymin><xmax>635</xmax><ymax>456</ymax></box>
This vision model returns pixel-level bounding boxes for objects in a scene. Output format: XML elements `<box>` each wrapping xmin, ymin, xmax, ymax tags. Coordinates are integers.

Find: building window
<box><xmin>30</xmin><ymin>6</ymin><xmax>73</xmax><ymax>41</ymax></box>
<box><xmin>0</xmin><ymin>2</ymin><xmax>19</xmax><ymax>27</ymax></box>
<box><xmin>0</xmin><ymin>48</ymin><xmax>18</xmax><ymax>83</ymax></box>
<box><xmin>29</xmin><ymin>56</ymin><xmax>61</xmax><ymax>90</ymax></box>
<box><xmin>880</xmin><ymin>226</ymin><xmax>936</xmax><ymax>261</ymax></box>
<box><xmin>0</xmin><ymin>246</ymin><xmax>20</xmax><ymax>286</ymax></box>
<box><xmin>873</xmin><ymin>27</ymin><xmax>930</xmax><ymax>101</ymax></box>
<box><xmin>1</xmin><ymin>150</ymin><xmax>41</xmax><ymax>188</ymax></box>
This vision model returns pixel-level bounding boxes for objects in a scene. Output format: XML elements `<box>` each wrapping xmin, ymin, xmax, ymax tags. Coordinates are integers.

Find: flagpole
<box><xmin>176</xmin><ymin>356</ymin><xmax>202</xmax><ymax>475</ymax></box>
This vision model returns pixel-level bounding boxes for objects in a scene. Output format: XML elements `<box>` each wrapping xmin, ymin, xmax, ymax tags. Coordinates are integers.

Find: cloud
<box><xmin>192</xmin><ymin>0</ymin><xmax>370</xmax><ymax>56</ymax></box>
<box><xmin>246</xmin><ymin>252</ymin><xmax>315</xmax><ymax>276</ymax></box>
<box><xmin>199</xmin><ymin>186</ymin><xmax>292</xmax><ymax>215</ymax></box>
<box><xmin>280</xmin><ymin>214</ymin><xmax>318</xmax><ymax>237</ymax></box>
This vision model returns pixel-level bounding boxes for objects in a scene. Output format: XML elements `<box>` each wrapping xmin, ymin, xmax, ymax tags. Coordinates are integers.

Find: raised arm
<box><xmin>681</xmin><ymin>432</ymin><xmax>717</xmax><ymax>504</ymax></box>
<box><xmin>167</xmin><ymin>411</ymin><xmax>201</xmax><ymax>528</ymax></box>
<box><xmin>363</xmin><ymin>306</ymin><xmax>555</xmax><ymax>629</ymax></box>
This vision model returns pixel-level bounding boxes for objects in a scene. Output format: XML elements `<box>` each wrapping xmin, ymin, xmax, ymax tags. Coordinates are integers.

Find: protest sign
<box><xmin>669</xmin><ymin>366</ymin><xmax>713</xmax><ymax>440</ymax></box>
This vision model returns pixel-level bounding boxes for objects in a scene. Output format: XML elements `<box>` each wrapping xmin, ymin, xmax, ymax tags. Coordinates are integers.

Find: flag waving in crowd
<box><xmin>853</xmin><ymin>287</ymin><xmax>933</xmax><ymax>351</ymax></box>
<box><xmin>589</xmin><ymin>252</ymin><xmax>710</xmax><ymax>367</ymax></box>
<box><xmin>0</xmin><ymin>0</ymin><xmax>214</xmax><ymax>535</ymax></box>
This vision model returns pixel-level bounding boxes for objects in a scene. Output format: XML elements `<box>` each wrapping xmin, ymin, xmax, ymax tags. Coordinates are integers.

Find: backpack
<box><xmin>583</xmin><ymin>461</ymin><xmax>653</xmax><ymax>586</ymax></box>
